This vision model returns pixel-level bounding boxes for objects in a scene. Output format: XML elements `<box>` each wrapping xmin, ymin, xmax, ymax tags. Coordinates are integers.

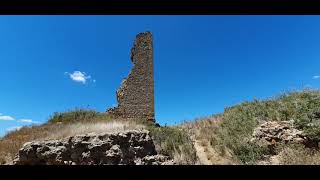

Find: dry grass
<box><xmin>147</xmin><ymin>125</ymin><xmax>198</xmax><ymax>165</ymax></box>
<box><xmin>278</xmin><ymin>145</ymin><xmax>320</xmax><ymax>165</ymax></box>
<box><xmin>44</xmin><ymin>121</ymin><xmax>145</xmax><ymax>140</ymax></box>
<box><xmin>180</xmin><ymin>114</ymin><xmax>222</xmax><ymax>141</ymax></box>
<box><xmin>179</xmin><ymin>115</ymin><xmax>237</xmax><ymax>165</ymax></box>
<box><xmin>172</xmin><ymin>145</ymin><xmax>200</xmax><ymax>165</ymax></box>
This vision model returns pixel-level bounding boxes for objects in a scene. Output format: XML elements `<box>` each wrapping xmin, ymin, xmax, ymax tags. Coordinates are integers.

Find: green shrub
<box><xmin>47</xmin><ymin>109</ymin><xmax>113</xmax><ymax>124</ymax></box>
<box><xmin>233</xmin><ymin>142</ymin><xmax>269</xmax><ymax>164</ymax></box>
<box><xmin>48</xmin><ymin>108</ymin><xmax>98</xmax><ymax>123</ymax></box>
<box><xmin>214</xmin><ymin>101</ymin><xmax>264</xmax><ymax>163</ymax></box>
<box><xmin>295</xmin><ymin>109</ymin><xmax>320</xmax><ymax>143</ymax></box>
<box><xmin>147</xmin><ymin>126</ymin><xmax>198</xmax><ymax>164</ymax></box>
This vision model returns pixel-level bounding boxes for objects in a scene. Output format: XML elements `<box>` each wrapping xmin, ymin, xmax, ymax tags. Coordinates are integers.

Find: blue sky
<box><xmin>1</xmin><ymin>15</ymin><xmax>320</xmax><ymax>136</ymax></box>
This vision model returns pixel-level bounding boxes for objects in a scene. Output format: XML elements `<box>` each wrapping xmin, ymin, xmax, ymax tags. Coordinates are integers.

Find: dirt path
<box><xmin>193</xmin><ymin>139</ymin><xmax>235</xmax><ymax>165</ymax></box>
<box><xmin>194</xmin><ymin>140</ymin><xmax>213</xmax><ymax>165</ymax></box>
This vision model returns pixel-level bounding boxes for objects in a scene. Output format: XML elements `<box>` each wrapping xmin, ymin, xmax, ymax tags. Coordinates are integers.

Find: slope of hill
<box><xmin>180</xmin><ymin>89</ymin><xmax>320</xmax><ymax>164</ymax></box>
<box><xmin>1</xmin><ymin>89</ymin><xmax>320</xmax><ymax>165</ymax></box>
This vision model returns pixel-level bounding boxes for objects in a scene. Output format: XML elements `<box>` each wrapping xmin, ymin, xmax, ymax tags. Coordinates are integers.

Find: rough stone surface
<box><xmin>13</xmin><ymin>130</ymin><xmax>174</xmax><ymax>165</ymax></box>
<box><xmin>250</xmin><ymin>120</ymin><xmax>318</xmax><ymax>149</ymax></box>
<box><xmin>107</xmin><ymin>32</ymin><xmax>155</xmax><ymax>122</ymax></box>
<box><xmin>251</xmin><ymin>120</ymin><xmax>306</xmax><ymax>144</ymax></box>
<box><xmin>251</xmin><ymin>121</ymin><xmax>320</xmax><ymax>164</ymax></box>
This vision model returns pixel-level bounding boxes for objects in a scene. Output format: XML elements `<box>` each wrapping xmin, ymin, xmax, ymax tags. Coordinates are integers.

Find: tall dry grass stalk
<box><xmin>45</xmin><ymin>121</ymin><xmax>145</xmax><ymax>140</ymax></box>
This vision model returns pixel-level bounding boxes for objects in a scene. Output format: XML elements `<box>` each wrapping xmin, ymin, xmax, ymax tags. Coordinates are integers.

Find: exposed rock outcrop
<box><xmin>251</xmin><ymin>120</ymin><xmax>318</xmax><ymax>150</ymax></box>
<box><xmin>251</xmin><ymin>120</ymin><xmax>306</xmax><ymax>144</ymax></box>
<box><xmin>13</xmin><ymin>130</ymin><xmax>174</xmax><ymax>165</ymax></box>
<box><xmin>107</xmin><ymin>32</ymin><xmax>155</xmax><ymax>123</ymax></box>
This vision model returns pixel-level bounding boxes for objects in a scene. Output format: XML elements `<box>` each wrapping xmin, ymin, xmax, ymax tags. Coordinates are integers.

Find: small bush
<box><xmin>232</xmin><ymin>142</ymin><xmax>269</xmax><ymax>164</ymax></box>
<box><xmin>147</xmin><ymin>126</ymin><xmax>198</xmax><ymax>165</ymax></box>
<box><xmin>47</xmin><ymin>109</ymin><xmax>101</xmax><ymax>124</ymax></box>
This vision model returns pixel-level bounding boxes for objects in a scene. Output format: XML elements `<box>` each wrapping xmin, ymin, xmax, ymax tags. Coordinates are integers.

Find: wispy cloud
<box><xmin>0</xmin><ymin>115</ymin><xmax>15</xmax><ymax>121</ymax></box>
<box><xmin>65</xmin><ymin>71</ymin><xmax>92</xmax><ymax>84</ymax></box>
<box><xmin>6</xmin><ymin>126</ymin><xmax>22</xmax><ymax>132</ymax></box>
<box><xmin>18</xmin><ymin>119</ymin><xmax>39</xmax><ymax>124</ymax></box>
<box><xmin>313</xmin><ymin>75</ymin><xmax>320</xmax><ymax>80</ymax></box>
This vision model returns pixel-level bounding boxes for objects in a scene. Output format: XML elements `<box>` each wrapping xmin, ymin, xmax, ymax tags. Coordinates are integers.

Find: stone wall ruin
<box><xmin>106</xmin><ymin>31</ymin><xmax>155</xmax><ymax>122</ymax></box>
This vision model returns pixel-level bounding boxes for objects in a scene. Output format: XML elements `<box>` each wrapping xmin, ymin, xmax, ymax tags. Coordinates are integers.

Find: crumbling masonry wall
<box><xmin>107</xmin><ymin>32</ymin><xmax>155</xmax><ymax>122</ymax></box>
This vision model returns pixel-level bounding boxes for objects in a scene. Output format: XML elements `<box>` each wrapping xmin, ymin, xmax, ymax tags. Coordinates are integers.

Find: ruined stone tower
<box><xmin>106</xmin><ymin>31</ymin><xmax>155</xmax><ymax>122</ymax></box>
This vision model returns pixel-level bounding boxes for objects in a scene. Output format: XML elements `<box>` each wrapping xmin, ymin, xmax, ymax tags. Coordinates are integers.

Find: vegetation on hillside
<box><xmin>1</xmin><ymin>89</ymin><xmax>320</xmax><ymax>165</ymax></box>
<box><xmin>47</xmin><ymin>109</ymin><xmax>111</xmax><ymax>124</ymax></box>
<box><xmin>183</xmin><ymin>89</ymin><xmax>320</xmax><ymax>164</ymax></box>
<box><xmin>216</xmin><ymin>89</ymin><xmax>320</xmax><ymax>163</ymax></box>
<box><xmin>147</xmin><ymin>125</ymin><xmax>198</xmax><ymax>165</ymax></box>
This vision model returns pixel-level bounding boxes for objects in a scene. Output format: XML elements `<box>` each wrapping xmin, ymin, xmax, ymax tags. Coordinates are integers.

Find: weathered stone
<box><xmin>13</xmin><ymin>130</ymin><xmax>173</xmax><ymax>165</ymax></box>
<box><xmin>106</xmin><ymin>32</ymin><xmax>155</xmax><ymax>123</ymax></box>
<box><xmin>251</xmin><ymin>120</ymin><xmax>318</xmax><ymax>149</ymax></box>
<box><xmin>141</xmin><ymin>155</ymin><xmax>174</xmax><ymax>165</ymax></box>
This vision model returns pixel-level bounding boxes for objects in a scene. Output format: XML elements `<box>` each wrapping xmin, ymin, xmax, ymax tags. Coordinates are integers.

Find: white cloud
<box><xmin>6</xmin><ymin>126</ymin><xmax>22</xmax><ymax>132</ymax></box>
<box><xmin>0</xmin><ymin>115</ymin><xmax>15</xmax><ymax>121</ymax></box>
<box><xmin>313</xmin><ymin>75</ymin><xmax>320</xmax><ymax>80</ymax></box>
<box><xmin>65</xmin><ymin>71</ymin><xmax>92</xmax><ymax>84</ymax></box>
<box><xmin>18</xmin><ymin>119</ymin><xmax>39</xmax><ymax>124</ymax></box>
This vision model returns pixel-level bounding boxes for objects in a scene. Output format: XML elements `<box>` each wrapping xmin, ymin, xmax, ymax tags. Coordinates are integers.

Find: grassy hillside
<box><xmin>1</xmin><ymin>89</ymin><xmax>320</xmax><ymax>165</ymax></box>
<box><xmin>181</xmin><ymin>89</ymin><xmax>320</xmax><ymax>164</ymax></box>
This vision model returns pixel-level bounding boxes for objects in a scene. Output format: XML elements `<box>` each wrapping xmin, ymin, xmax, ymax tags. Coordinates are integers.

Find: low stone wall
<box><xmin>13</xmin><ymin>130</ymin><xmax>174</xmax><ymax>165</ymax></box>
